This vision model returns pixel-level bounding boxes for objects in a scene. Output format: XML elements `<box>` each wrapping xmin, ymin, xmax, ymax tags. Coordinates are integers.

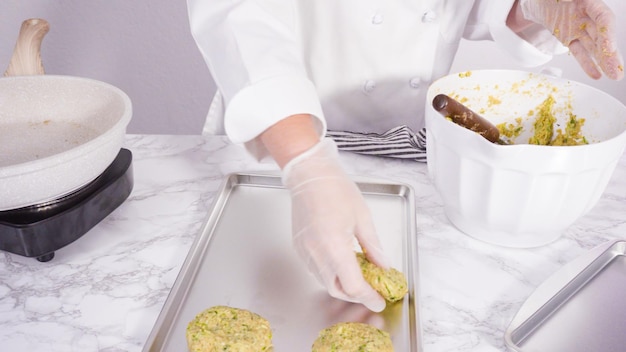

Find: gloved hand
<box><xmin>282</xmin><ymin>138</ymin><xmax>389</xmax><ymax>312</ymax></box>
<box><xmin>520</xmin><ymin>0</ymin><xmax>624</xmax><ymax>80</ymax></box>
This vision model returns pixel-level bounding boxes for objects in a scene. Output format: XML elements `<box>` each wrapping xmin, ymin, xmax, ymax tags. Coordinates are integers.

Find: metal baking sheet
<box><xmin>505</xmin><ymin>240</ymin><xmax>626</xmax><ymax>351</ymax></box>
<box><xmin>143</xmin><ymin>172</ymin><xmax>421</xmax><ymax>351</ymax></box>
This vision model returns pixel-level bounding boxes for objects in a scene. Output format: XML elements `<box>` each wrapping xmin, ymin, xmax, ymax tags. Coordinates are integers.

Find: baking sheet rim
<box><xmin>504</xmin><ymin>239</ymin><xmax>626</xmax><ymax>351</ymax></box>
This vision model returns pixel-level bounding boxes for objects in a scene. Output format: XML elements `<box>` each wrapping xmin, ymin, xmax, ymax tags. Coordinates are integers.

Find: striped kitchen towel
<box><xmin>327</xmin><ymin>125</ymin><xmax>427</xmax><ymax>162</ymax></box>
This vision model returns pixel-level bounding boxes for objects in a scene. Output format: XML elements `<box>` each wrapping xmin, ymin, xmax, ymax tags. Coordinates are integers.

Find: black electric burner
<box><xmin>0</xmin><ymin>148</ymin><xmax>133</xmax><ymax>262</ymax></box>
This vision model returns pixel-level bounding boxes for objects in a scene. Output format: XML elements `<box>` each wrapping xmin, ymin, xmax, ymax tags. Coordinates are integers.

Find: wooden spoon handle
<box><xmin>432</xmin><ymin>94</ymin><xmax>501</xmax><ymax>144</ymax></box>
<box><xmin>4</xmin><ymin>18</ymin><xmax>50</xmax><ymax>77</ymax></box>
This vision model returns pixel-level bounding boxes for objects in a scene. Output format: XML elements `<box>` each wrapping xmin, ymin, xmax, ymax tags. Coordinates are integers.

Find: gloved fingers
<box><xmin>325</xmin><ymin>277</ymin><xmax>358</xmax><ymax>303</ymax></box>
<box><xmin>357</xmin><ymin>234</ymin><xmax>390</xmax><ymax>270</ymax></box>
<box><xmin>354</xmin><ymin>204</ymin><xmax>390</xmax><ymax>270</ymax></box>
<box><xmin>303</xmin><ymin>250</ymin><xmax>353</xmax><ymax>302</ymax></box>
<box><xmin>598</xmin><ymin>49</ymin><xmax>625</xmax><ymax>80</ymax></box>
<box><xmin>293</xmin><ymin>229</ymin><xmax>358</xmax><ymax>291</ymax></box>
<box><xmin>581</xmin><ymin>0</ymin><xmax>624</xmax><ymax>79</ymax></box>
<box><xmin>569</xmin><ymin>37</ymin><xmax>603</xmax><ymax>79</ymax></box>
<box><xmin>583</xmin><ymin>0</ymin><xmax>616</xmax><ymax>47</ymax></box>
<box><xmin>333</xmin><ymin>257</ymin><xmax>387</xmax><ymax>312</ymax></box>
<box><xmin>330</xmin><ymin>279</ymin><xmax>386</xmax><ymax>313</ymax></box>
<box><xmin>312</xmin><ymin>245</ymin><xmax>386</xmax><ymax>312</ymax></box>
<box><xmin>313</xmin><ymin>258</ymin><xmax>359</xmax><ymax>303</ymax></box>
<box><xmin>324</xmin><ymin>297</ymin><xmax>386</xmax><ymax>329</ymax></box>
<box><xmin>591</xmin><ymin>31</ymin><xmax>625</xmax><ymax>81</ymax></box>
<box><xmin>546</xmin><ymin>2</ymin><xmax>580</xmax><ymax>41</ymax></box>
<box><xmin>569</xmin><ymin>34</ymin><xmax>623</xmax><ymax>81</ymax></box>
<box><xmin>361</xmin><ymin>241</ymin><xmax>390</xmax><ymax>270</ymax></box>
<box><xmin>522</xmin><ymin>0</ymin><xmax>623</xmax><ymax>79</ymax></box>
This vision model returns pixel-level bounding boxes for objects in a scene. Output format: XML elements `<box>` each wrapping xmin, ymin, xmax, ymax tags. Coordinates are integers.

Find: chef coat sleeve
<box><xmin>187</xmin><ymin>0</ymin><xmax>326</xmax><ymax>159</ymax></box>
<box><xmin>463</xmin><ymin>0</ymin><xmax>568</xmax><ymax>67</ymax></box>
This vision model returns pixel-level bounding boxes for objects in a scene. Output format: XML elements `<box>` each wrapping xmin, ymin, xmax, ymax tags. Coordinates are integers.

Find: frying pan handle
<box><xmin>4</xmin><ymin>18</ymin><xmax>50</xmax><ymax>77</ymax></box>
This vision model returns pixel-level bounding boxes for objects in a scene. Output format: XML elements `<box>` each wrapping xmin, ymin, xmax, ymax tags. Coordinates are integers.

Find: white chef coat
<box><xmin>187</xmin><ymin>0</ymin><xmax>564</xmax><ymax>158</ymax></box>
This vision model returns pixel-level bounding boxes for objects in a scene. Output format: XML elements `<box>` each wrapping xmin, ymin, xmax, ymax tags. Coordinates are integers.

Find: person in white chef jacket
<box><xmin>186</xmin><ymin>0</ymin><xmax>624</xmax><ymax>312</ymax></box>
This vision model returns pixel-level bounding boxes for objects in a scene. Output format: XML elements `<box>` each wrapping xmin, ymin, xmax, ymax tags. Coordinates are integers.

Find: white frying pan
<box><xmin>0</xmin><ymin>19</ymin><xmax>132</xmax><ymax>211</ymax></box>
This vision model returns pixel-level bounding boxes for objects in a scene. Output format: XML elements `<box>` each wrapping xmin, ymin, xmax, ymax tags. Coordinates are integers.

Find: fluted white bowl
<box><xmin>425</xmin><ymin>70</ymin><xmax>626</xmax><ymax>248</ymax></box>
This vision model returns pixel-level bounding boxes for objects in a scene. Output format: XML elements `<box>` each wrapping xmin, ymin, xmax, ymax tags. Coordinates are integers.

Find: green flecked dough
<box><xmin>186</xmin><ymin>306</ymin><xmax>273</xmax><ymax>352</ymax></box>
<box><xmin>356</xmin><ymin>252</ymin><xmax>408</xmax><ymax>302</ymax></box>
<box><xmin>311</xmin><ymin>322</ymin><xmax>394</xmax><ymax>352</ymax></box>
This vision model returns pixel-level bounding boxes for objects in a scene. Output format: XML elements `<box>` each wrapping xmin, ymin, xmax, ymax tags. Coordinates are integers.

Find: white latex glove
<box><xmin>282</xmin><ymin>138</ymin><xmax>389</xmax><ymax>312</ymax></box>
<box><xmin>520</xmin><ymin>0</ymin><xmax>624</xmax><ymax>80</ymax></box>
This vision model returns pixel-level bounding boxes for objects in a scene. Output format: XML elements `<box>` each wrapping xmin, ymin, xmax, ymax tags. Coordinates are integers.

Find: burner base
<box><xmin>0</xmin><ymin>149</ymin><xmax>133</xmax><ymax>261</ymax></box>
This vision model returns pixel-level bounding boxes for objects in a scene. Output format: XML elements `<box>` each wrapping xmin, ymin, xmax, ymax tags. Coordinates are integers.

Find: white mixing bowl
<box><xmin>425</xmin><ymin>70</ymin><xmax>626</xmax><ymax>248</ymax></box>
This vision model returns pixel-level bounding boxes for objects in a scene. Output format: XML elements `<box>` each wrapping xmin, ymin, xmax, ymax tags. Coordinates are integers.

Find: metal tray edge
<box><xmin>504</xmin><ymin>239</ymin><xmax>626</xmax><ymax>351</ymax></box>
<box><xmin>142</xmin><ymin>173</ymin><xmax>239</xmax><ymax>352</ymax></box>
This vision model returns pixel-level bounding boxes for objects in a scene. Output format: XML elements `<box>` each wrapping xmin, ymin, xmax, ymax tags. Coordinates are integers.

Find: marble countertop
<box><xmin>1</xmin><ymin>134</ymin><xmax>625</xmax><ymax>352</ymax></box>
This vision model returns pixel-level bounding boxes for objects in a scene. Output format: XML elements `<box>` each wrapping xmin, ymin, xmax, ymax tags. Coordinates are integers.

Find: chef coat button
<box><xmin>371</xmin><ymin>13</ymin><xmax>384</xmax><ymax>25</ymax></box>
<box><xmin>409</xmin><ymin>77</ymin><xmax>422</xmax><ymax>89</ymax></box>
<box><xmin>422</xmin><ymin>10</ymin><xmax>437</xmax><ymax>23</ymax></box>
<box><xmin>363</xmin><ymin>80</ymin><xmax>376</xmax><ymax>93</ymax></box>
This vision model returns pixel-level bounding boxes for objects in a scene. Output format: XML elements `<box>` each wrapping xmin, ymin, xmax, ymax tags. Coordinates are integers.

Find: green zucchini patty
<box><xmin>311</xmin><ymin>322</ymin><xmax>394</xmax><ymax>351</ymax></box>
<box><xmin>186</xmin><ymin>305</ymin><xmax>273</xmax><ymax>352</ymax></box>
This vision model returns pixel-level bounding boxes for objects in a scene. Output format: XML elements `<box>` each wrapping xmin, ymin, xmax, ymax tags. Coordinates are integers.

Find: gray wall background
<box><xmin>1</xmin><ymin>0</ymin><xmax>624</xmax><ymax>135</ymax></box>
